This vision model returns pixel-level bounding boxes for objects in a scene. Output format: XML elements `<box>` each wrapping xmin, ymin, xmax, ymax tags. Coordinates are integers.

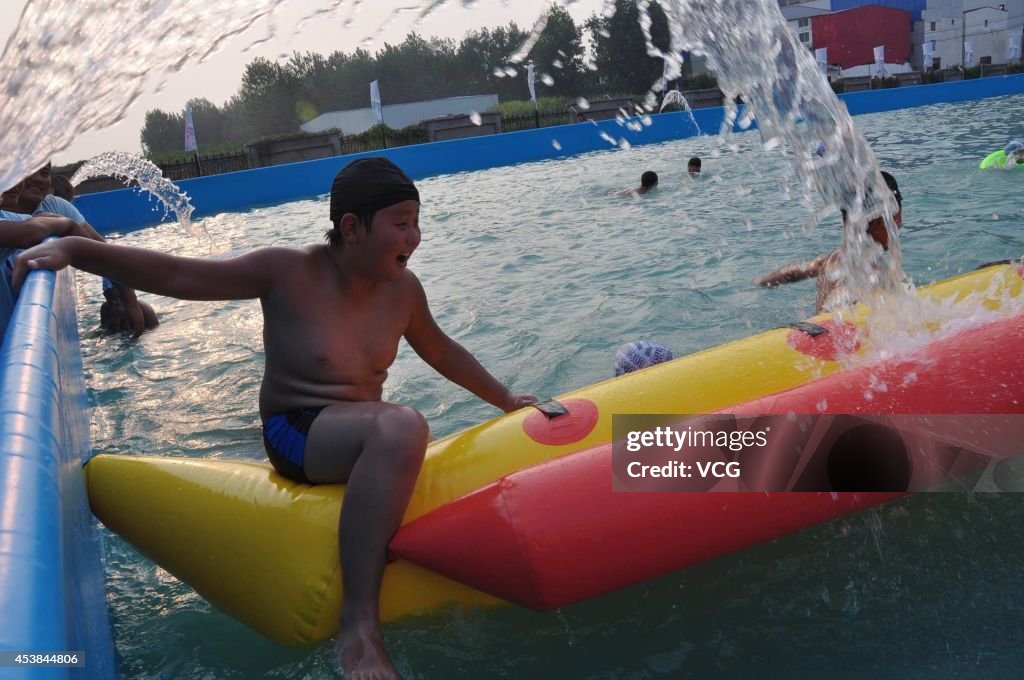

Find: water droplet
<box><xmin>541</xmin><ymin>74</ymin><xmax>554</xmax><ymax>86</ymax></box>
<box><xmin>469</xmin><ymin>111</ymin><xmax>481</xmax><ymax>126</ymax></box>
<box><xmin>599</xmin><ymin>131</ymin><xmax>616</xmax><ymax>145</ymax></box>
<box><xmin>493</xmin><ymin>67</ymin><xmax>506</xmax><ymax>78</ymax></box>
<box><xmin>575</xmin><ymin>97</ymin><xmax>590</xmax><ymax>111</ymax></box>
<box><xmin>551</xmin><ymin>139</ymin><xmax>561</xmax><ymax>150</ymax></box>
<box><xmin>552</xmin><ymin>58</ymin><xmax>563</xmax><ymax>69</ymax></box>
<box><xmin>620</xmin><ymin>139</ymin><xmax>631</xmax><ymax>150</ymax></box>
<box><xmin>504</xmin><ymin>66</ymin><xmax>517</xmax><ymax>77</ymax></box>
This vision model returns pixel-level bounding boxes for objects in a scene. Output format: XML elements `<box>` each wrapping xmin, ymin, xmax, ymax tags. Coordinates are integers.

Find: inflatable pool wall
<box><xmin>0</xmin><ymin>265</ymin><xmax>117</xmax><ymax>679</ymax></box>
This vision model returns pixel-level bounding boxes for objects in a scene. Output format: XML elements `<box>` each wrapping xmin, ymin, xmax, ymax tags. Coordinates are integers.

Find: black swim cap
<box><xmin>880</xmin><ymin>171</ymin><xmax>902</xmax><ymax>209</ymax></box>
<box><xmin>329</xmin><ymin>157</ymin><xmax>419</xmax><ymax>225</ymax></box>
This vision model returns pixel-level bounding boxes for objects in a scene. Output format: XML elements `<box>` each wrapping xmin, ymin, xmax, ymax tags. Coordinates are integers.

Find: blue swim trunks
<box><xmin>262</xmin><ymin>407</ymin><xmax>324</xmax><ymax>483</ymax></box>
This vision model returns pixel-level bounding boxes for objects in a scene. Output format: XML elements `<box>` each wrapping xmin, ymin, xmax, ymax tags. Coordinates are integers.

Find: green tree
<box><xmin>457</xmin><ymin>22</ymin><xmax>531</xmax><ymax>102</ymax></box>
<box><xmin>585</xmin><ymin>0</ymin><xmax>671</xmax><ymax>95</ymax></box>
<box><xmin>528</xmin><ymin>4</ymin><xmax>589</xmax><ymax>97</ymax></box>
<box><xmin>140</xmin><ymin>109</ymin><xmax>184</xmax><ymax>156</ymax></box>
<box><xmin>238</xmin><ymin>57</ymin><xmax>302</xmax><ymax>137</ymax></box>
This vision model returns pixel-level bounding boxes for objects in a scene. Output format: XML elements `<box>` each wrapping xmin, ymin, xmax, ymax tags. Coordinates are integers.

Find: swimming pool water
<box><xmin>81</xmin><ymin>94</ymin><xmax>1024</xmax><ymax>678</ymax></box>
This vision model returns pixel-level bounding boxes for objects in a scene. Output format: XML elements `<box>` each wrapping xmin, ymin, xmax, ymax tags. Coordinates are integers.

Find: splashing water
<box><xmin>0</xmin><ymin>0</ymin><xmax>297</xmax><ymax>191</ymax></box>
<box><xmin>69</xmin><ymin>152</ymin><xmax>204</xmax><ymax>242</ymax></box>
<box><xmin>659</xmin><ymin>89</ymin><xmax>702</xmax><ymax>134</ymax></box>
<box><xmin>648</xmin><ymin>2</ymin><xmax>904</xmax><ymax>308</ymax></box>
<box><xmin>637</xmin><ymin>0</ymin><xmax>1020</xmax><ymax>359</ymax></box>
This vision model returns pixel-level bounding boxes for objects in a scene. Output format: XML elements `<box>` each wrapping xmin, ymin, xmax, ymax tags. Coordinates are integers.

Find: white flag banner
<box><xmin>370</xmin><ymin>80</ymin><xmax>383</xmax><ymax>124</ymax></box>
<box><xmin>873</xmin><ymin>45</ymin><xmax>886</xmax><ymax>76</ymax></box>
<box><xmin>964</xmin><ymin>40</ymin><xmax>975</xmax><ymax>66</ymax></box>
<box><xmin>1009</xmin><ymin>35</ymin><xmax>1021</xmax><ymax>61</ymax></box>
<box><xmin>922</xmin><ymin>41</ymin><xmax>934</xmax><ymax>67</ymax></box>
<box><xmin>527</xmin><ymin>61</ymin><xmax>537</xmax><ymax>103</ymax></box>
<box><xmin>183</xmin><ymin>102</ymin><xmax>197</xmax><ymax>152</ymax></box>
<box><xmin>815</xmin><ymin>47</ymin><xmax>828</xmax><ymax>74</ymax></box>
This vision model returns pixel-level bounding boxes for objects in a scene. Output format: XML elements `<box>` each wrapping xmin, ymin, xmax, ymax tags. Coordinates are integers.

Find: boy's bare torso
<box><xmin>257</xmin><ymin>245</ymin><xmax>414</xmax><ymax>419</ymax></box>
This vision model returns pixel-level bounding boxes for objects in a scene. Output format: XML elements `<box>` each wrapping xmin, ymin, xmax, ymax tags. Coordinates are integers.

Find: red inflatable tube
<box><xmin>390</xmin><ymin>314</ymin><xmax>1024</xmax><ymax>610</ymax></box>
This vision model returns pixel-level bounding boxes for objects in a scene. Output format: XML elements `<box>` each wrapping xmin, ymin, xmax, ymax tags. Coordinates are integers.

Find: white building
<box><xmin>918</xmin><ymin>1</ymin><xmax>1024</xmax><ymax>69</ymax></box>
<box><xmin>301</xmin><ymin>94</ymin><xmax>500</xmax><ymax>136</ymax></box>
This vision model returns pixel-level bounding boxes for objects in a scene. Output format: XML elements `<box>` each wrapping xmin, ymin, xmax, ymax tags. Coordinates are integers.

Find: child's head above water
<box><xmin>641</xmin><ymin>171</ymin><xmax>659</xmax><ymax>189</ymax></box>
<box><xmin>840</xmin><ymin>170</ymin><xmax>903</xmax><ymax>249</ymax></box>
<box><xmin>1005</xmin><ymin>140</ymin><xmax>1024</xmax><ymax>163</ymax></box>
<box><xmin>326</xmin><ymin>157</ymin><xmax>420</xmax><ymax>246</ymax></box>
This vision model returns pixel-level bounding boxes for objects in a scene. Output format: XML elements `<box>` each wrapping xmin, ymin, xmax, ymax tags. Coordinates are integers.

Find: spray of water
<box><xmin>622</xmin><ymin>0</ymin><xmax>1022</xmax><ymax>369</ymax></box>
<box><xmin>648</xmin><ymin>2</ymin><xmax>903</xmax><ymax>313</ymax></box>
<box><xmin>69</xmin><ymin>152</ymin><xmax>204</xmax><ymax>242</ymax></box>
<box><xmin>1</xmin><ymin>0</ymin><xmax>554</xmax><ymax>192</ymax></box>
<box><xmin>659</xmin><ymin>89</ymin><xmax>701</xmax><ymax>134</ymax></box>
<box><xmin>0</xmin><ymin>0</ymin><xmax>295</xmax><ymax>191</ymax></box>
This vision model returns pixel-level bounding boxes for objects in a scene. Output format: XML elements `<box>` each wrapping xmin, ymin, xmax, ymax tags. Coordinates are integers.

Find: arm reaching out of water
<box><xmin>13</xmin><ymin>236</ymin><xmax>282</xmax><ymax>300</ymax></box>
<box><xmin>404</xmin><ymin>273</ymin><xmax>537</xmax><ymax>413</ymax></box>
<box><xmin>757</xmin><ymin>252</ymin><xmax>832</xmax><ymax>287</ymax></box>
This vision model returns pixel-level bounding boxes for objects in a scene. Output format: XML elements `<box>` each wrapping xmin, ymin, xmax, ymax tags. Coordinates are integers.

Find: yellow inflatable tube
<box><xmin>86</xmin><ymin>263</ymin><xmax>1023</xmax><ymax>645</ymax></box>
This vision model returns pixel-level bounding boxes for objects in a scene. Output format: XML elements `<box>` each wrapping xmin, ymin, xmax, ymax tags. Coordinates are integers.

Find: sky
<box><xmin>0</xmin><ymin>0</ymin><xmax>605</xmax><ymax>164</ymax></box>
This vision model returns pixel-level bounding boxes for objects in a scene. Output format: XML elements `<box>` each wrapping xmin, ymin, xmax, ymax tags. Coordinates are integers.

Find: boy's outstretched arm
<box><xmin>756</xmin><ymin>252</ymin><xmax>831</xmax><ymax>287</ymax></box>
<box><xmin>404</xmin><ymin>275</ymin><xmax>537</xmax><ymax>413</ymax></box>
<box><xmin>12</xmin><ymin>236</ymin><xmax>281</xmax><ymax>301</ymax></box>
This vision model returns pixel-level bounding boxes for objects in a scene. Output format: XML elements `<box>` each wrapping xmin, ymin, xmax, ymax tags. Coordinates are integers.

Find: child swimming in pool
<box><xmin>13</xmin><ymin>156</ymin><xmax>537</xmax><ymax>680</ymax></box>
<box><xmin>756</xmin><ymin>170</ymin><xmax>903</xmax><ymax>314</ymax></box>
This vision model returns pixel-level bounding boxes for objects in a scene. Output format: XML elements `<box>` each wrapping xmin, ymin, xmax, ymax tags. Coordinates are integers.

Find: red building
<box><xmin>811</xmin><ymin>5</ymin><xmax>911</xmax><ymax>69</ymax></box>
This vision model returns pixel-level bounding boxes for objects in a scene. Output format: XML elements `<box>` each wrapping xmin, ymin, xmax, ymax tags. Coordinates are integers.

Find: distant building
<box><xmin>301</xmin><ymin>94</ymin><xmax>500</xmax><ymax>136</ymax></box>
<box><xmin>812</xmin><ymin>5</ymin><xmax>913</xmax><ymax>74</ymax></box>
<box><xmin>781</xmin><ymin>2</ymin><xmax>831</xmax><ymax>48</ymax></box>
<box><xmin>919</xmin><ymin>1</ymin><xmax>1024</xmax><ymax>69</ymax></box>
<box><xmin>779</xmin><ymin>1</ymin><xmax>1024</xmax><ymax>71</ymax></box>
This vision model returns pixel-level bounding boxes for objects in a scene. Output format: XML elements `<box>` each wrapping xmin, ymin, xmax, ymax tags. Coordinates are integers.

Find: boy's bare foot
<box><xmin>337</xmin><ymin>621</ymin><xmax>399</xmax><ymax>680</ymax></box>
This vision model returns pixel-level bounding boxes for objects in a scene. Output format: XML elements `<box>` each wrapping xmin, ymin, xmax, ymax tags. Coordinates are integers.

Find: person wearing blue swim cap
<box><xmin>980</xmin><ymin>140</ymin><xmax>1024</xmax><ymax>169</ymax></box>
<box><xmin>614</xmin><ymin>340</ymin><xmax>675</xmax><ymax>376</ymax></box>
<box><xmin>1005</xmin><ymin>140</ymin><xmax>1024</xmax><ymax>164</ymax></box>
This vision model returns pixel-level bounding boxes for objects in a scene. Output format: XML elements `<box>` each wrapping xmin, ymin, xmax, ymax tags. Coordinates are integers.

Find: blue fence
<box><xmin>75</xmin><ymin>74</ymin><xmax>1024</xmax><ymax>235</ymax></box>
<box><xmin>0</xmin><ymin>263</ymin><xmax>117</xmax><ymax>679</ymax></box>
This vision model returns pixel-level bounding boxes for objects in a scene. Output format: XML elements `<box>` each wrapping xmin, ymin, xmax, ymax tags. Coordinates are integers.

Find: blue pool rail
<box><xmin>0</xmin><ymin>261</ymin><xmax>117</xmax><ymax>679</ymax></box>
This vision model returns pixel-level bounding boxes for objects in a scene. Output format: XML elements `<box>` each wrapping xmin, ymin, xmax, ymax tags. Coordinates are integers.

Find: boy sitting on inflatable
<box><xmin>13</xmin><ymin>157</ymin><xmax>537</xmax><ymax>680</ymax></box>
<box><xmin>756</xmin><ymin>170</ymin><xmax>903</xmax><ymax>314</ymax></box>
<box><xmin>980</xmin><ymin>140</ymin><xmax>1024</xmax><ymax>169</ymax></box>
